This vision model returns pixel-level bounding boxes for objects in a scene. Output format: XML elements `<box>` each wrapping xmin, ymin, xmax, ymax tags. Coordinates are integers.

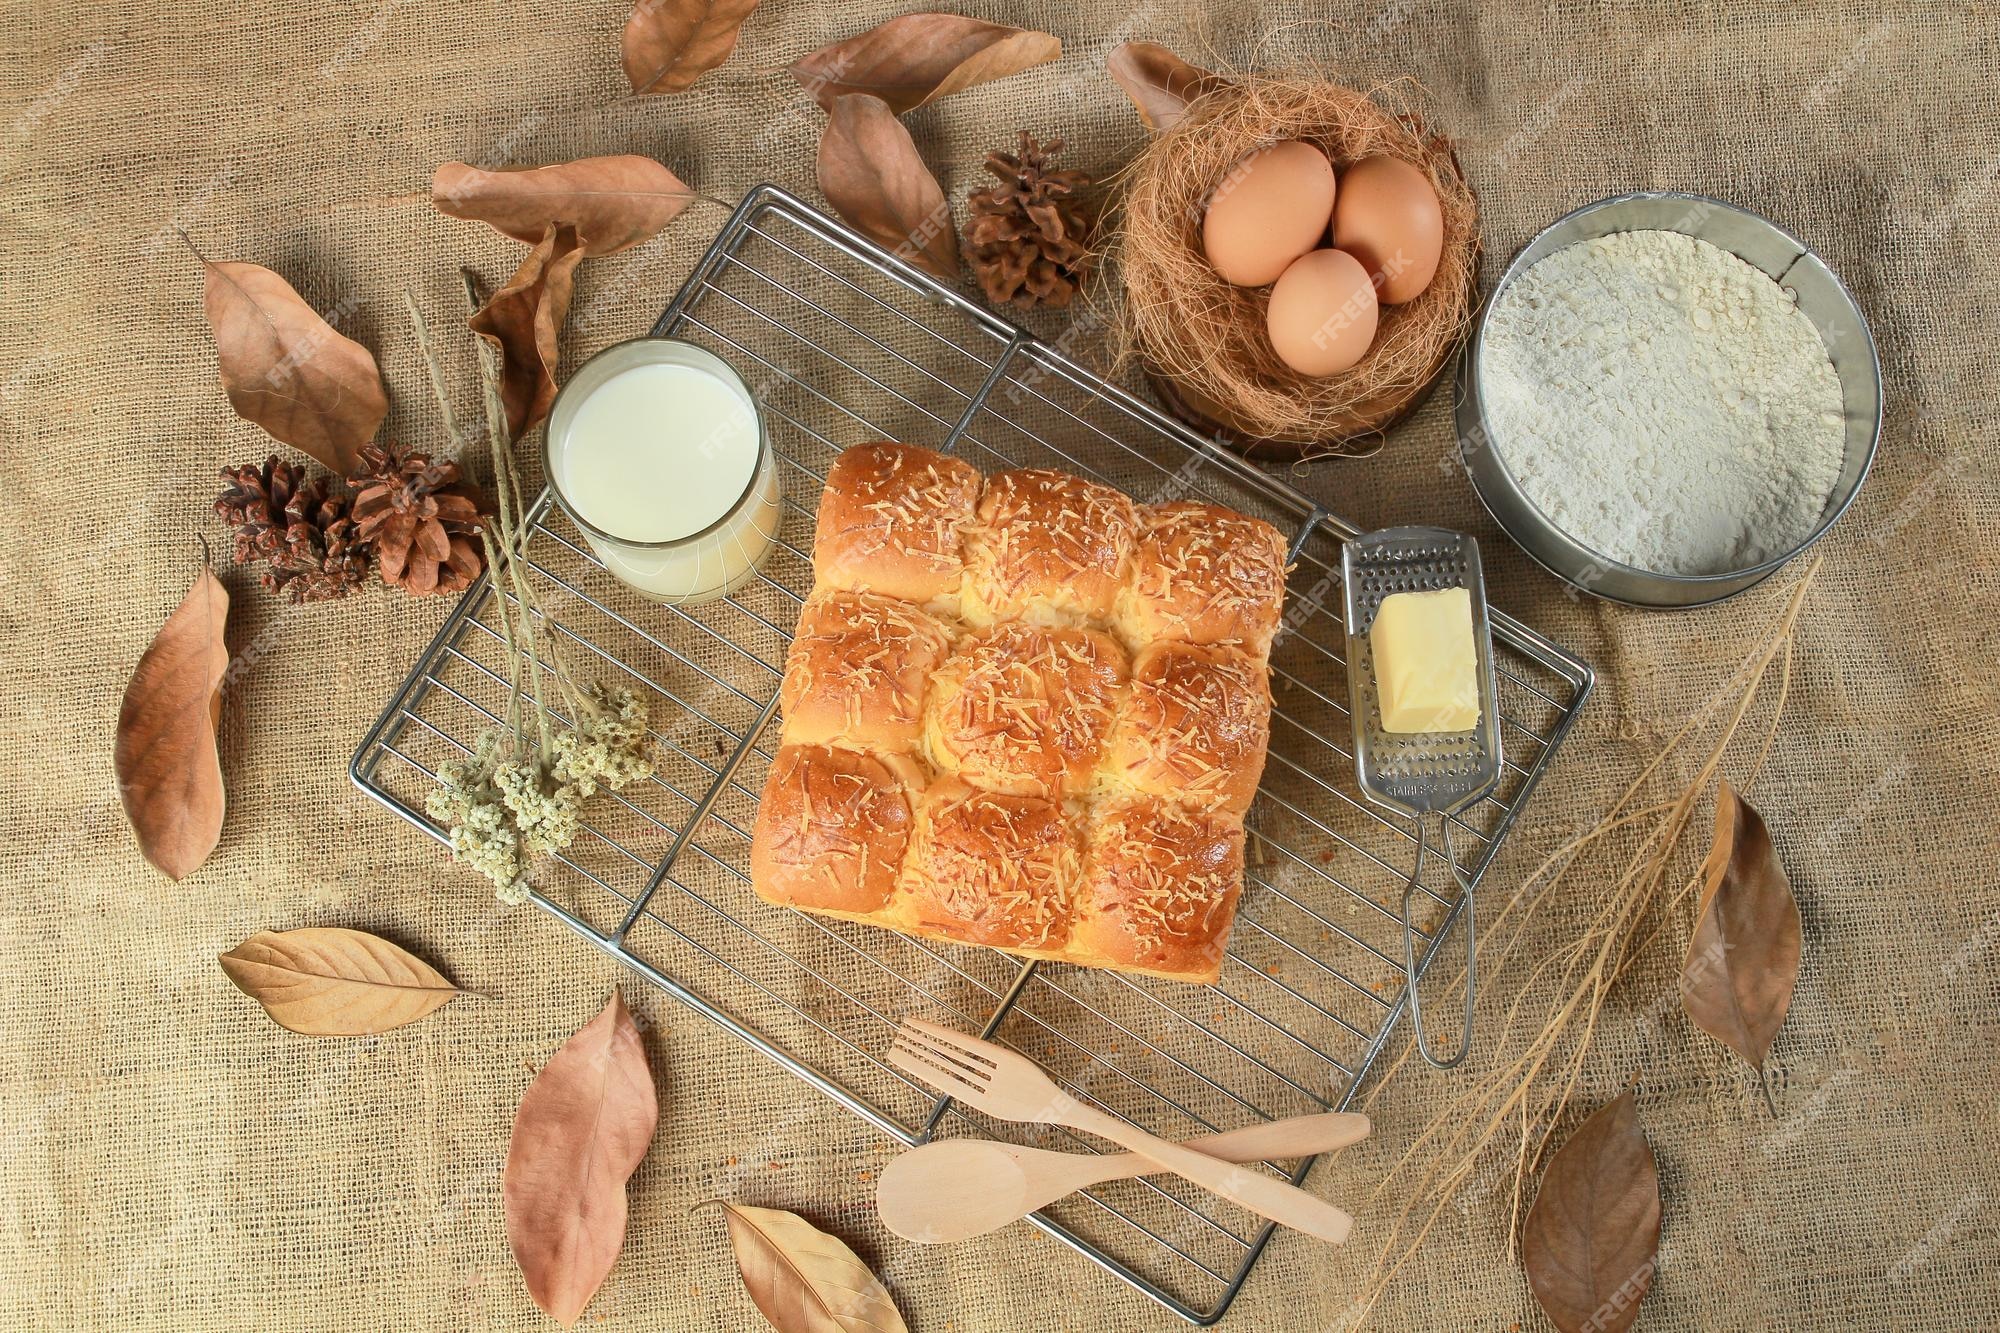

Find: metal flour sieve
<box><xmin>1455</xmin><ymin>191</ymin><xmax>1883</xmax><ymax>609</ymax></box>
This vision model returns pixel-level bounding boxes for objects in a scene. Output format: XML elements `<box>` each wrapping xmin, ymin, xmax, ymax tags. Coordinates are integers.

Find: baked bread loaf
<box><xmin>814</xmin><ymin>442</ymin><xmax>982</xmax><ymax>610</ymax></box>
<box><xmin>780</xmin><ymin>589</ymin><xmax>953</xmax><ymax>752</ymax></box>
<box><xmin>751</xmin><ymin>440</ymin><xmax>1288</xmax><ymax>983</ymax></box>
<box><xmin>925</xmin><ymin>621</ymin><xmax>1127</xmax><ymax>798</ymax></box>
<box><xmin>1103</xmin><ymin>641</ymin><xmax>1272</xmax><ymax>817</ymax></box>
<box><xmin>1075</xmin><ymin>799</ymin><xmax>1245</xmax><ymax>980</ymax></box>
<box><xmin>749</xmin><ymin>743</ymin><xmax>922</xmax><ymax>917</ymax></box>
<box><xmin>1117</xmin><ymin>501</ymin><xmax>1289</xmax><ymax>657</ymax></box>
<box><xmin>962</xmin><ymin>469</ymin><xmax>1140</xmax><ymax>626</ymax></box>
<box><xmin>903</xmin><ymin>778</ymin><xmax>1081</xmax><ymax>953</ymax></box>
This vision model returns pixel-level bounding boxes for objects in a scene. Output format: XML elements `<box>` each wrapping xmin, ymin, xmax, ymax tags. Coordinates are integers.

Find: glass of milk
<box><xmin>544</xmin><ymin>339</ymin><xmax>782</xmax><ymax>606</ymax></box>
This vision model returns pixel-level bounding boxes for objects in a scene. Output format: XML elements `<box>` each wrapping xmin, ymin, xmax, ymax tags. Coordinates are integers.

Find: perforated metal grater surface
<box><xmin>1342</xmin><ymin>527</ymin><xmax>1504</xmax><ymax>812</ymax></box>
<box><xmin>350</xmin><ymin>187</ymin><xmax>1594</xmax><ymax>1325</ymax></box>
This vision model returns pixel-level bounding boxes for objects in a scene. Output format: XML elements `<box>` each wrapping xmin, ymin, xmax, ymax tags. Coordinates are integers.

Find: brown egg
<box><xmin>1331</xmin><ymin>155</ymin><xmax>1444</xmax><ymax>304</ymax></box>
<box><xmin>1201</xmin><ymin>141</ymin><xmax>1337</xmax><ymax>287</ymax></box>
<box><xmin>1266</xmin><ymin>249</ymin><xmax>1379</xmax><ymax>377</ymax></box>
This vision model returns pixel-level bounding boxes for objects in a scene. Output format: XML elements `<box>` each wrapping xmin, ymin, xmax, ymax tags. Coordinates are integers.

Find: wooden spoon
<box><xmin>876</xmin><ymin>1111</ymin><xmax>1371</xmax><ymax>1243</ymax></box>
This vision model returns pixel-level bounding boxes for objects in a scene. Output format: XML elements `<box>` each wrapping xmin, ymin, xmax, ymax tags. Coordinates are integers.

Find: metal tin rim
<box><xmin>1460</xmin><ymin>190</ymin><xmax>1884</xmax><ymax>608</ymax></box>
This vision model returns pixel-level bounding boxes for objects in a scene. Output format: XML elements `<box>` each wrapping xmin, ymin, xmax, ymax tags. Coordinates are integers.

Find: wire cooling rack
<box><xmin>351</xmin><ymin>185</ymin><xmax>1593</xmax><ymax>1325</ymax></box>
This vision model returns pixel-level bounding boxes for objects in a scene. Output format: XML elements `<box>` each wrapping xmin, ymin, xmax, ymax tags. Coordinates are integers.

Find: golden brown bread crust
<box><xmin>1102</xmin><ymin>641</ymin><xmax>1272</xmax><ymax>816</ymax></box>
<box><xmin>1116</xmin><ymin>501</ymin><xmax>1290</xmax><ymax>656</ymax></box>
<box><xmin>963</xmin><ymin>469</ymin><xmax>1140</xmax><ymax>626</ymax></box>
<box><xmin>749</xmin><ymin>745</ymin><xmax>919</xmax><ymax>916</ymax></box>
<box><xmin>1075</xmin><ymin>799</ymin><xmax>1244</xmax><ymax>984</ymax></box>
<box><xmin>814</xmin><ymin>442</ymin><xmax>982</xmax><ymax>609</ymax></box>
<box><xmin>780</xmin><ymin>589</ymin><xmax>953</xmax><ymax>752</ymax></box>
<box><xmin>900</xmin><ymin>778</ymin><xmax>1080</xmax><ymax>951</ymax></box>
<box><xmin>752</xmin><ymin>443</ymin><xmax>1288</xmax><ymax>984</ymax></box>
<box><xmin>923</xmin><ymin>621</ymin><xmax>1128</xmax><ymax>798</ymax></box>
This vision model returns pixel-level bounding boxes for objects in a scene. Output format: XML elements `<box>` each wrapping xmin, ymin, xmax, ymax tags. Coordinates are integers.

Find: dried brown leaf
<box><xmin>789</xmin><ymin>13</ymin><xmax>1059</xmax><ymax>115</ymax></box>
<box><xmin>1521</xmin><ymin>1090</ymin><xmax>1661</xmax><ymax>1333</ymax></box>
<box><xmin>1681</xmin><ymin>780</ymin><xmax>1803</xmax><ymax>1108</ymax></box>
<box><xmin>815</xmin><ymin>94</ymin><xmax>958</xmax><ymax>282</ymax></box>
<box><xmin>198</xmin><ymin>257</ymin><xmax>387</xmax><ymax>475</ymax></box>
<box><xmin>622</xmin><ymin>0</ymin><xmax>760</xmax><ymax>95</ymax></box>
<box><xmin>115</xmin><ymin>552</ymin><xmax>229</xmax><ymax>881</ymax></box>
<box><xmin>218</xmin><ymin>927</ymin><xmax>463</xmax><ymax>1035</ymax></box>
<box><xmin>431</xmin><ymin>155</ymin><xmax>695</xmax><ymax>257</ymax></box>
<box><xmin>468</xmin><ymin>223</ymin><xmax>586</xmax><ymax>436</ymax></box>
<box><xmin>706</xmin><ymin>1201</ymin><xmax>909</xmax><ymax>1333</ymax></box>
<box><xmin>1106</xmin><ymin>41</ymin><xmax>1228</xmax><ymax>132</ymax></box>
<box><xmin>505</xmin><ymin>990</ymin><xmax>658</xmax><ymax>1327</ymax></box>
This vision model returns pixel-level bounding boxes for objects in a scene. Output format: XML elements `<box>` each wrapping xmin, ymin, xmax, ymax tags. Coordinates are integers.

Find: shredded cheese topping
<box><xmin>1114</xmin><ymin>643</ymin><xmax>1269</xmax><ymax>801</ymax></box>
<box><xmin>964</xmin><ymin>469</ymin><xmax>1139</xmax><ymax>615</ymax></box>
<box><xmin>782</xmin><ymin>589</ymin><xmax>951</xmax><ymax>734</ymax></box>
<box><xmin>761</xmin><ymin>747</ymin><xmax>911</xmax><ymax>904</ymax></box>
<box><xmin>1090</xmin><ymin>801</ymin><xmax>1240</xmax><ymax>958</ymax></box>
<box><xmin>1123</xmin><ymin>502</ymin><xmax>1287</xmax><ymax>645</ymax></box>
<box><xmin>819</xmin><ymin>443</ymin><xmax>980</xmax><ymax>577</ymax></box>
<box><xmin>927</xmin><ymin>621</ymin><xmax>1127</xmax><ymax>796</ymax></box>
<box><xmin>912</xmin><ymin>785</ymin><xmax>1078</xmax><ymax>948</ymax></box>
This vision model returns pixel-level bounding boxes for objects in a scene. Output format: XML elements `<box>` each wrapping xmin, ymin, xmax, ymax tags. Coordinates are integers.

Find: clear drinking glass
<box><xmin>543</xmin><ymin>338</ymin><xmax>782</xmax><ymax>606</ymax></box>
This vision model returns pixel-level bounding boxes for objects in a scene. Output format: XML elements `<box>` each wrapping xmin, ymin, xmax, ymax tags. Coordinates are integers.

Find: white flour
<box><xmin>1477</xmin><ymin>229</ymin><xmax>1847</xmax><ymax>576</ymax></box>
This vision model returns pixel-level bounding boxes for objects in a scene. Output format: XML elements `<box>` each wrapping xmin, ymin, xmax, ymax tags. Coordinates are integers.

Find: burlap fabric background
<box><xmin>4</xmin><ymin>1</ymin><xmax>1996</xmax><ymax>1329</ymax></box>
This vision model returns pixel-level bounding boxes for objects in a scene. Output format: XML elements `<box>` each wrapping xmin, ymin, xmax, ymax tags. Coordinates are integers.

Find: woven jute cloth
<box><xmin>4</xmin><ymin>1</ymin><xmax>1996</xmax><ymax>1329</ymax></box>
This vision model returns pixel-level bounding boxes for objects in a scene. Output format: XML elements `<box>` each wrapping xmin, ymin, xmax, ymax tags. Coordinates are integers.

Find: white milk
<box><xmin>547</xmin><ymin>340</ymin><xmax>782</xmax><ymax>605</ymax></box>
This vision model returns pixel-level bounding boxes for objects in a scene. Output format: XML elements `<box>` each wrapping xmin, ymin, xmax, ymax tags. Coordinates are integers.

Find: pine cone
<box><xmin>216</xmin><ymin>456</ymin><xmax>371</xmax><ymax>603</ymax></box>
<box><xmin>964</xmin><ymin>133</ymin><xmax>1094</xmax><ymax>310</ymax></box>
<box><xmin>264</xmin><ymin>476</ymin><xmax>371</xmax><ymax>604</ymax></box>
<box><xmin>348</xmin><ymin>442</ymin><xmax>485</xmax><ymax>597</ymax></box>
<box><xmin>215</xmin><ymin>456</ymin><xmax>306</xmax><ymax>566</ymax></box>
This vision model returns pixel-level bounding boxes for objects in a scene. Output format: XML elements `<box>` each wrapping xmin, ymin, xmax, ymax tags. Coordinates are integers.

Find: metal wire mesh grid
<box><xmin>350</xmin><ymin>186</ymin><xmax>1593</xmax><ymax>1326</ymax></box>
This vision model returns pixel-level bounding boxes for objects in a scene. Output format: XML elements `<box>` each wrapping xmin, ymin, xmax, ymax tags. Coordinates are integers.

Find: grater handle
<box><xmin>1400</xmin><ymin>816</ymin><xmax>1477</xmax><ymax>1070</ymax></box>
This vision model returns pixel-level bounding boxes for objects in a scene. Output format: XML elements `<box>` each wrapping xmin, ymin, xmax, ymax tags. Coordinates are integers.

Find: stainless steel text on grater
<box><xmin>1342</xmin><ymin>526</ymin><xmax>1503</xmax><ymax>1068</ymax></box>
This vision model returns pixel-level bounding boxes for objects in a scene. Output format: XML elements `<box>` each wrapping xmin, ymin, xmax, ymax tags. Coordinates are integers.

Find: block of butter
<box><xmin>1369</xmin><ymin>586</ymin><xmax>1480</xmax><ymax>733</ymax></box>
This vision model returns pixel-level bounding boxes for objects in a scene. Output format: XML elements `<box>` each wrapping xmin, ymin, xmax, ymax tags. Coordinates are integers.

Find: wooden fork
<box><xmin>888</xmin><ymin>1018</ymin><xmax>1355</xmax><ymax>1244</ymax></box>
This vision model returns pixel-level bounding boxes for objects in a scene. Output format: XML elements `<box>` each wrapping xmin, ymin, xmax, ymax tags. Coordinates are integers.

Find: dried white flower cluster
<box><xmin>552</xmin><ymin>683</ymin><xmax>654</xmax><ymax>796</ymax></box>
<box><xmin>427</xmin><ymin>731</ymin><xmax>526</xmax><ymax>901</ymax></box>
<box><xmin>425</xmin><ymin>686</ymin><xmax>655</xmax><ymax>904</ymax></box>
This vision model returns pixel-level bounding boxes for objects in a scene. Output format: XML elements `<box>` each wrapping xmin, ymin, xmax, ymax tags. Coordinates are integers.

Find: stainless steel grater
<box><xmin>1341</xmin><ymin>527</ymin><xmax>1504</xmax><ymax>1069</ymax></box>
